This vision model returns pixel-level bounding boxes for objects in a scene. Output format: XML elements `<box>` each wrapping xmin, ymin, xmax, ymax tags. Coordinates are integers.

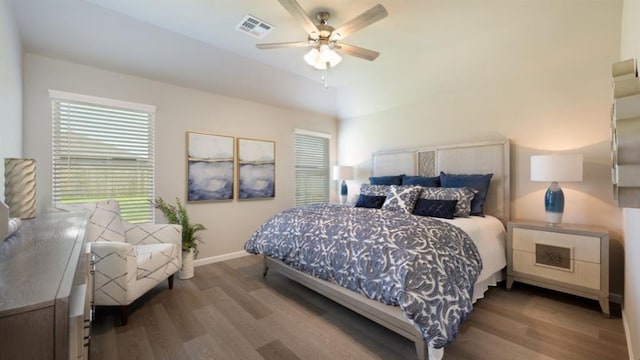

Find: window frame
<box><xmin>293</xmin><ymin>129</ymin><xmax>331</xmax><ymax>207</ymax></box>
<box><xmin>50</xmin><ymin>90</ymin><xmax>156</xmax><ymax>222</ymax></box>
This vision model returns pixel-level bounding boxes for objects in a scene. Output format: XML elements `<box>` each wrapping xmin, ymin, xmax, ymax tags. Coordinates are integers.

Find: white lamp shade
<box><xmin>304</xmin><ymin>45</ymin><xmax>342</xmax><ymax>70</ymax></box>
<box><xmin>333</xmin><ymin>165</ymin><xmax>354</xmax><ymax>180</ymax></box>
<box><xmin>530</xmin><ymin>154</ymin><xmax>583</xmax><ymax>182</ymax></box>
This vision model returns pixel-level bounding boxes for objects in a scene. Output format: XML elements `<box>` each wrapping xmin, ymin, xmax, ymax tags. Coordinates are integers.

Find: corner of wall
<box><xmin>620</xmin><ymin>1</ymin><xmax>640</xmax><ymax>358</ymax></box>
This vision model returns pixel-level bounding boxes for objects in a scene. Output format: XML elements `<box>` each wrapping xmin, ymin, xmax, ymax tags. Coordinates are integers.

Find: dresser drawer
<box><xmin>512</xmin><ymin>228</ymin><xmax>600</xmax><ymax>263</ymax></box>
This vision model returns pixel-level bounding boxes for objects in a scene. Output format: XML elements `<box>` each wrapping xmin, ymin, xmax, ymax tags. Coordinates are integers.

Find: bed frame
<box><xmin>263</xmin><ymin>139</ymin><xmax>511</xmax><ymax>360</ymax></box>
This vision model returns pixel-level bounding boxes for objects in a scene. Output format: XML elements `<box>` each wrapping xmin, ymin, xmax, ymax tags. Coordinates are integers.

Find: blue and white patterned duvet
<box><xmin>244</xmin><ymin>203</ymin><xmax>482</xmax><ymax>348</ymax></box>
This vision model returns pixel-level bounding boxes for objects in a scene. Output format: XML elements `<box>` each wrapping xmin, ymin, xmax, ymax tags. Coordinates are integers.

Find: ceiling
<box><xmin>81</xmin><ymin>0</ymin><xmax>395</xmax><ymax>85</ymax></box>
<box><xmin>8</xmin><ymin>0</ymin><xmax>559</xmax><ymax>118</ymax></box>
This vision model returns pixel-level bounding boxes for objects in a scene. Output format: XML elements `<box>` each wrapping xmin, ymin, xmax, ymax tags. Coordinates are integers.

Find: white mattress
<box><xmin>439</xmin><ymin>215</ymin><xmax>507</xmax><ymax>301</ymax></box>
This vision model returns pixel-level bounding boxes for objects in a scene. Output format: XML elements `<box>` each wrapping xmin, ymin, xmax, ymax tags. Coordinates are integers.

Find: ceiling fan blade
<box><xmin>278</xmin><ymin>0</ymin><xmax>319</xmax><ymax>38</ymax></box>
<box><xmin>330</xmin><ymin>4</ymin><xmax>388</xmax><ymax>40</ymax></box>
<box><xmin>256</xmin><ymin>41</ymin><xmax>316</xmax><ymax>49</ymax></box>
<box><xmin>335</xmin><ymin>43</ymin><xmax>380</xmax><ymax>61</ymax></box>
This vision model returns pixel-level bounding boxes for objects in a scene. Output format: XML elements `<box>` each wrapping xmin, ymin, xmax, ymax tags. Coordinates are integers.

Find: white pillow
<box><xmin>381</xmin><ymin>185</ymin><xmax>422</xmax><ymax>214</ymax></box>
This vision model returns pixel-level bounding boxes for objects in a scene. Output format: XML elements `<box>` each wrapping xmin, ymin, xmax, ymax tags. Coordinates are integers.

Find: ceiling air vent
<box><xmin>236</xmin><ymin>15</ymin><xmax>273</xmax><ymax>39</ymax></box>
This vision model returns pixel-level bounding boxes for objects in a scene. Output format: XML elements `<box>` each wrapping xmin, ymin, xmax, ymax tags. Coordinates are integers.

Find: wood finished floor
<box><xmin>90</xmin><ymin>255</ymin><xmax>628</xmax><ymax>360</ymax></box>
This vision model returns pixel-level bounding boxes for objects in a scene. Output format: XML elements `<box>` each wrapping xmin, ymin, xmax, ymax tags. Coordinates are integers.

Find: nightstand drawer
<box><xmin>507</xmin><ymin>221</ymin><xmax>610</xmax><ymax>317</ymax></box>
<box><xmin>512</xmin><ymin>250</ymin><xmax>601</xmax><ymax>289</ymax></box>
<box><xmin>512</xmin><ymin>228</ymin><xmax>600</xmax><ymax>263</ymax></box>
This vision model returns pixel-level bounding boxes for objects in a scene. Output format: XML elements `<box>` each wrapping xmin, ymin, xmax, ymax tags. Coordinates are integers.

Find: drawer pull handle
<box><xmin>543</xmin><ymin>252</ymin><xmax>562</xmax><ymax>264</ymax></box>
<box><xmin>535</xmin><ymin>243</ymin><xmax>572</xmax><ymax>270</ymax></box>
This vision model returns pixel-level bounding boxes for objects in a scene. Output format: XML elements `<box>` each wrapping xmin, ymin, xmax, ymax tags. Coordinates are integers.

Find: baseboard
<box><xmin>622</xmin><ymin>307</ymin><xmax>638</xmax><ymax>360</ymax></box>
<box><xmin>193</xmin><ymin>250</ymin><xmax>249</xmax><ymax>267</ymax></box>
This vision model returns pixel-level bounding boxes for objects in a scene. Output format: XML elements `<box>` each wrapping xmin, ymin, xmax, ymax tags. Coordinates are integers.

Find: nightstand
<box><xmin>506</xmin><ymin>220</ymin><xmax>610</xmax><ymax>317</ymax></box>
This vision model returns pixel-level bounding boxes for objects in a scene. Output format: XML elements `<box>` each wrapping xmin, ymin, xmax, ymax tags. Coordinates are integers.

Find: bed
<box><xmin>245</xmin><ymin>140</ymin><xmax>510</xmax><ymax>360</ymax></box>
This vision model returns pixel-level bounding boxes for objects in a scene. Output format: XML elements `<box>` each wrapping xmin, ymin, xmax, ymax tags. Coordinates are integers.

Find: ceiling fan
<box><xmin>256</xmin><ymin>0</ymin><xmax>388</xmax><ymax>70</ymax></box>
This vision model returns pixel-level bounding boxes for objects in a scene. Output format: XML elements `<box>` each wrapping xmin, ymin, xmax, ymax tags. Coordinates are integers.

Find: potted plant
<box><xmin>153</xmin><ymin>197</ymin><xmax>206</xmax><ymax>279</ymax></box>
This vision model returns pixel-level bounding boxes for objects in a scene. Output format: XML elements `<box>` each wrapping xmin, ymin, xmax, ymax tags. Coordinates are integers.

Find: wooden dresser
<box><xmin>0</xmin><ymin>211</ymin><xmax>92</xmax><ymax>359</ymax></box>
<box><xmin>506</xmin><ymin>220</ymin><xmax>610</xmax><ymax>317</ymax></box>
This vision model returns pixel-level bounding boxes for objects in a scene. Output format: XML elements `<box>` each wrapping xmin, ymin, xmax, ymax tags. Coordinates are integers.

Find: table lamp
<box><xmin>530</xmin><ymin>154</ymin><xmax>583</xmax><ymax>225</ymax></box>
<box><xmin>333</xmin><ymin>165</ymin><xmax>354</xmax><ymax>205</ymax></box>
<box><xmin>4</xmin><ymin>158</ymin><xmax>37</xmax><ymax>219</ymax></box>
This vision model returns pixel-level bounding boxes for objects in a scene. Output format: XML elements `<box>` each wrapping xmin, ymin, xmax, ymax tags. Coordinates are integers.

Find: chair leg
<box><xmin>119</xmin><ymin>305</ymin><xmax>129</xmax><ymax>326</ymax></box>
<box><xmin>168</xmin><ymin>274</ymin><xmax>175</xmax><ymax>289</ymax></box>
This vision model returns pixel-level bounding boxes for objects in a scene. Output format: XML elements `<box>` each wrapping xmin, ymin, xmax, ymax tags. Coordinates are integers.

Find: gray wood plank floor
<box><xmin>90</xmin><ymin>255</ymin><xmax>628</xmax><ymax>360</ymax></box>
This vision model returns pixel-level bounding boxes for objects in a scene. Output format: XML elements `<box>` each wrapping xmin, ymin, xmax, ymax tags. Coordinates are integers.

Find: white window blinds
<box><xmin>50</xmin><ymin>90</ymin><xmax>155</xmax><ymax>222</ymax></box>
<box><xmin>294</xmin><ymin>130</ymin><xmax>330</xmax><ymax>206</ymax></box>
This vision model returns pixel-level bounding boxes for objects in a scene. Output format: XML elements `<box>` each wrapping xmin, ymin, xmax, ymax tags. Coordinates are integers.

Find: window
<box><xmin>50</xmin><ymin>90</ymin><xmax>155</xmax><ymax>222</ymax></box>
<box><xmin>294</xmin><ymin>129</ymin><xmax>330</xmax><ymax>206</ymax></box>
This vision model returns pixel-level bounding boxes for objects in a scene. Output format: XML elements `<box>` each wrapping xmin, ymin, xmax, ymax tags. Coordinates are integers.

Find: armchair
<box><xmin>54</xmin><ymin>200</ymin><xmax>181</xmax><ymax>325</ymax></box>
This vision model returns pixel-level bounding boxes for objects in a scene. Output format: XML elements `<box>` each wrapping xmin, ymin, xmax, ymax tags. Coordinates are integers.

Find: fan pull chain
<box><xmin>321</xmin><ymin>63</ymin><xmax>329</xmax><ymax>89</ymax></box>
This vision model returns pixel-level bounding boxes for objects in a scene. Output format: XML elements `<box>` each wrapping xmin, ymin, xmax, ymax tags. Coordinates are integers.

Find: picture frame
<box><xmin>237</xmin><ymin>138</ymin><xmax>275</xmax><ymax>199</ymax></box>
<box><xmin>186</xmin><ymin>132</ymin><xmax>234</xmax><ymax>202</ymax></box>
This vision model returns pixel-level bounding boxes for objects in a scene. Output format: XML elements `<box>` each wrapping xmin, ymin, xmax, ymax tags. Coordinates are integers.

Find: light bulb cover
<box><xmin>304</xmin><ymin>46</ymin><xmax>342</xmax><ymax>70</ymax></box>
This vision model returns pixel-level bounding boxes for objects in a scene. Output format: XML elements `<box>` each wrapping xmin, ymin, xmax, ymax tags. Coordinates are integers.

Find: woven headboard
<box><xmin>372</xmin><ymin>140</ymin><xmax>510</xmax><ymax>225</ymax></box>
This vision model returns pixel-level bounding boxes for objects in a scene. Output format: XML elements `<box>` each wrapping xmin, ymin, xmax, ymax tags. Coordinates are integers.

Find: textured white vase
<box><xmin>179</xmin><ymin>248</ymin><xmax>195</xmax><ymax>279</ymax></box>
<box><xmin>4</xmin><ymin>158</ymin><xmax>36</xmax><ymax>219</ymax></box>
<box><xmin>0</xmin><ymin>202</ymin><xmax>8</xmax><ymax>241</ymax></box>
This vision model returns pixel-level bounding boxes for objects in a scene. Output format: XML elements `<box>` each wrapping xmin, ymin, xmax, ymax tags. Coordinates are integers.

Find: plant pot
<box><xmin>179</xmin><ymin>248</ymin><xmax>195</xmax><ymax>279</ymax></box>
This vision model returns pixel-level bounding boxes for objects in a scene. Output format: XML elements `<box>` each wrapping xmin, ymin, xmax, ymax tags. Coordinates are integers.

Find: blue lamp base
<box><xmin>545</xmin><ymin>181</ymin><xmax>564</xmax><ymax>225</ymax></box>
<box><xmin>340</xmin><ymin>180</ymin><xmax>348</xmax><ymax>205</ymax></box>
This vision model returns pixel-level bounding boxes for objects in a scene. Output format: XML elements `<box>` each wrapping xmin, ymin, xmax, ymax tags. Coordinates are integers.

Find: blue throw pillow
<box><xmin>420</xmin><ymin>187</ymin><xmax>477</xmax><ymax>217</ymax></box>
<box><xmin>439</xmin><ymin>172</ymin><xmax>493</xmax><ymax>216</ymax></box>
<box><xmin>355</xmin><ymin>194</ymin><xmax>386</xmax><ymax>209</ymax></box>
<box><xmin>402</xmin><ymin>175</ymin><xmax>440</xmax><ymax>187</ymax></box>
<box><xmin>369</xmin><ymin>174</ymin><xmax>405</xmax><ymax>185</ymax></box>
<box><xmin>413</xmin><ymin>199</ymin><xmax>458</xmax><ymax>219</ymax></box>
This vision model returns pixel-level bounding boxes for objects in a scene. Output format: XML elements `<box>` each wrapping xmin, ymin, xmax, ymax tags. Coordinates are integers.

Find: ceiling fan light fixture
<box><xmin>256</xmin><ymin>2</ymin><xmax>388</xmax><ymax>87</ymax></box>
<box><xmin>304</xmin><ymin>45</ymin><xmax>342</xmax><ymax>70</ymax></box>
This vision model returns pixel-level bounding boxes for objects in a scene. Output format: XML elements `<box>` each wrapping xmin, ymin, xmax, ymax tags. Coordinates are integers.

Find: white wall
<box><xmin>620</xmin><ymin>0</ymin><xmax>640</xmax><ymax>358</ymax></box>
<box><xmin>22</xmin><ymin>53</ymin><xmax>338</xmax><ymax>260</ymax></box>
<box><xmin>0</xmin><ymin>0</ymin><xmax>22</xmax><ymax>198</ymax></box>
<box><xmin>623</xmin><ymin>208</ymin><xmax>640</xmax><ymax>360</ymax></box>
<box><xmin>338</xmin><ymin>2</ymin><xmax>625</xmax><ymax>293</ymax></box>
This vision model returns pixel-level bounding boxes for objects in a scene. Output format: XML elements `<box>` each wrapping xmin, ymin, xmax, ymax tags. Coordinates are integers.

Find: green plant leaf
<box><xmin>152</xmin><ymin>196</ymin><xmax>206</xmax><ymax>257</ymax></box>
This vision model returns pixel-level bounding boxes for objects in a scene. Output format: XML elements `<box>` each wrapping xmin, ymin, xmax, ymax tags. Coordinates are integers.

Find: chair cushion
<box><xmin>135</xmin><ymin>243</ymin><xmax>179</xmax><ymax>279</ymax></box>
<box><xmin>55</xmin><ymin>200</ymin><xmax>125</xmax><ymax>243</ymax></box>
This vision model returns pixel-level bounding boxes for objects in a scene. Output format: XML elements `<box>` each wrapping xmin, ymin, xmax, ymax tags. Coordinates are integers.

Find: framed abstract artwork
<box><xmin>237</xmin><ymin>138</ymin><xmax>275</xmax><ymax>199</ymax></box>
<box><xmin>186</xmin><ymin>132</ymin><xmax>234</xmax><ymax>202</ymax></box>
